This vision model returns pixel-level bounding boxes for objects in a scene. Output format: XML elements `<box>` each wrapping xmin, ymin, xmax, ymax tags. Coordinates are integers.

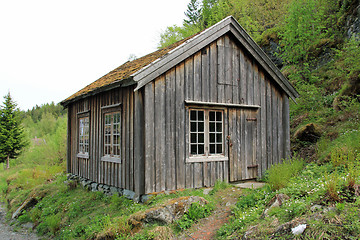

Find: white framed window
<box><xmin>189</xmin><ymin>108</ymin><xmax>225</xmax><ymax>161</ymax></box>
<box><xmin>78</xmin><ymin>116</ymin><xmax>89</xmax><ymax>158</ymax></box>
<box><xmin>101</xmin><ymin>108</ymin><xmax>121</xmax><ymax>163</ymax></box>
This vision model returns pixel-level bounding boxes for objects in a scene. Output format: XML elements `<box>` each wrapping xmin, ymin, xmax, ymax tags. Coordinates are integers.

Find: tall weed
<box><xmin>266</xmin><ymin>156</ymin><xmax>305</xmax><ymax>190</ymax></box>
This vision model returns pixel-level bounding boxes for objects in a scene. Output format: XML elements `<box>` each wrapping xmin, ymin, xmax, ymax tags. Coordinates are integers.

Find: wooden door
<box><xmin>228</xmin><ymin>108</ymin><xmax>258</xmax><ymax>182</ymax></box>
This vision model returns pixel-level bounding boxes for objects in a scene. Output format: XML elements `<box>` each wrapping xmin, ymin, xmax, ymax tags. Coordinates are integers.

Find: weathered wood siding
<box><xmin>143</xmin><ymin>33</ymin><xmax>290</xmax><ymax>193</ymax></box>
<box><xmin>67</xmin><ymin>86</ymin><xmax>144</xmax><ymax>194</ymax></box>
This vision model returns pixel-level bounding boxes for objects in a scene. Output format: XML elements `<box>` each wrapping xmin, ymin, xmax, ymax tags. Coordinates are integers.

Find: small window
<box><xmin>189</xmin><ymin>109</ymin><xmax>224</xmax><ymax>158</ymax></box>
<box><xmin>78</xmin><ymin>117</ymin><xmax>89</xmax><ymax>157</ymax></box>
<box><xmin>103</xmin><ymin>111</ymin><xmax>121</xmax><ymax>161</ymax></box>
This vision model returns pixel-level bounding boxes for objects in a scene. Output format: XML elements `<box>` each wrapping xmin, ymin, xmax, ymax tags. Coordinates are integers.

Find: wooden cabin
<box><xmin>61</xmin><ymin>16</ymin><xmax>299</xmax><ymax>198</ymax></box>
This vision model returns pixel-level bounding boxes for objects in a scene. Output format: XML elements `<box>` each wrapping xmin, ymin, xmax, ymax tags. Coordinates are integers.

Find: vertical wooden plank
<box><xmin>217</xmin><ymin>37</ymin><xmax>225</xmax><ymax>102</ymax></box>
<box><xmin>240</xmin><ymin>109</ymin><xmax>246</xmax><ymax>179</ymax></box>
<box><xmin>266</xmin><ymin>79</ymin><xmax>272</xmax><ymax>169</ymax></box>
<box><xmin>185</xmin><ymin>57</ymin><xmax>194</xmax><ymax>100</ymax></box>
<box><xmin>223</xmin><ymin>161</ymin><xmax>229</xmax><ymax>183</ymax></box>
<box><xmin>278</xmin><ymin>92</ymin><xmax>284</xmax><ymax>163</ymax></box>
<box><xmin>194</xmin><ymin>52</ymin><xmax>202</xmax><ymax>102</ymax></box>
<box><xmin>235</xmin><ymin>109</ymin><xmax>242</xmax><ymax>180</ymax></box>
<box><xmin>203</xmin><ymin>162</ymin><xmax>209</xmax><ymax>187</ymax></box>
<box><xmin>201</xmin><ymin>46</ymin><xmax>209</xmax><ymax>102</ymax></box>
<box><xmin>175</xmin><ymin>63</ymin><xmax>185</xmax><ymax>189</ymax></box>
<box><xmin>144</xmin><ymin>83</ymin><xmax>155</xmax><ymax>193</ymax></box>
<box><xmin>253</xmin><ymin>65</ymin><xmax>261</xmax><ymax>178</ymax></box>
<box><xmin>260</xmin><ymin>71</ymin><xmax>266</xmax><ymax>177</ymax></box>
<box><xmin>134</xmin><ymin>90</ymin><xmax>145</xmax><ymax>195</ymax></box>
<box><xmin>224</xmin><ymin>35</ymin><xmax>232</xmax><ymax>103</ymax></box>
<box><xmin>66</xmin><ymin>106</ymin><xmax>72</xmax><ymax>173</ymax></box>
<box><xmin>194</xmin><ymin>162</ymin><xmax>203</xmax><ymax>188</ymax></box>
<box><xmin>155</xmin><ymin>76</ymin><xmax>166</xmax><ymax>192</ymax></box>
<box><xmin>125</xmin><ymin>89</ymin><xmax>130</xmax><ymax>189</ymax></box>
<box><xmin>247</xmin><ymin>57</ymin><xmax>254</xmax><ymax>105</ymax></box>
<box><xmin>228</xmin><ymin>109</ymin><xmax>234</xmax><ymax>182</ymax></box>
<box><xmin>209</xmin><ymin>42</ymin><xmax>217</xmax><ymax>102</ymax></box>
<box><xmin>165</xmin><ymin>69</ymin><xmax>176</xmax><ymax>191</ymax></box>
<box><xmin>121</xmin><ymin>90</ymin><xmax>126</xmax><ymax>188</ymax></box>
<box><xmin>232</xmin><ymin>109</ymin><xmax>239</xmax><ymax>181</ymax></box>
<box><xmin>129</xmin><ymin>90</ymin><xmax>134</xmax><ymax>190</ymax></box>
<box><xmin>272</xmin><ymin>87</ymin><xmax>278</xmax><ymax>166</ymax></box>
<box><xmin>239</xmin><ymin>49</ymin><xmax>247</xmax><ymax>104</ymax></box>
<box><xmin>232</xmin><ymin>42</ymin><xmax>240</xmax><ymax>104</ymax></box>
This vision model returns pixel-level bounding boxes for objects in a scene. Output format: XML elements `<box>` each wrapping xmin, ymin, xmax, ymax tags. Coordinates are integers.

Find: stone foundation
<box><xmin>66</xmin><ymin>174</ymin><xmax>148</xmax><ymax>202</ymax></box>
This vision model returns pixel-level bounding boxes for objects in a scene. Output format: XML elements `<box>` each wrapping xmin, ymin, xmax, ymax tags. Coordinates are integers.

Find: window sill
<box><xmin>186</xmin><ymin>156</ymin><xmax>228</xmax><ymax>163</ymax></box>
<box><xmin>101</xmin><ymin>156</ymin><xmax>121</xmax><ymax>163</ymax></box>
<box><xmin>77</xmin><ymin>153</ymin><xmax>89</xmax><ymax>159</ymax></box>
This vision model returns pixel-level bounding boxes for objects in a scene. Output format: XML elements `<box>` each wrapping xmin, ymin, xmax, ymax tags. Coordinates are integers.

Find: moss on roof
<box><xmin>64</xmin><ymin>36</ymin><xmax>194</xmax><ymax>103</ymax></box>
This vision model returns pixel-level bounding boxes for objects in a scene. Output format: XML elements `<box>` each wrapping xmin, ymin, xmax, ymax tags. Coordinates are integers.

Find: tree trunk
<box><xmin>6</xmin><ymin>155</ymin><xmax>9</xmax><ymax>169</ymax></box>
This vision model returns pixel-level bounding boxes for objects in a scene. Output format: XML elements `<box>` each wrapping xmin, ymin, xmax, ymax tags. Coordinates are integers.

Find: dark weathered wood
<box><xmin>260</xmin><ymin>71</ymin><xmax>266</xmax><ymax>177</ymax></box>
<box><xmin>194</xmin><ymin>52</ymin><xmax>202</xmax><ymax>102</ymax></box>
<box><xmin>165</xmin><ymin>69</ymin><xmax>176</xmax><ymax>190</ymax></box>
<box><xmin>134</xmin><ymin>90</ymin><xmax>145</xmax><ymax>195</ymax></box>
<box><xmin>224</xmin><ymin>35</ymin><xmax>232</xmax><ymax>103</ymax></box>
<box><xmin>209</xmin><ymin>42</ymin><xmax>218</xmax><ymax>102</ymax></box>
<box><xmin>272</xmin><ymin>86</ymin><xmax>278</xmax><ymax>166</ymax></box>
<box><xmin>155</xmin><ymin>76</ymin><xmax>166</xmax><ymax>192</ymax></box>
<box><xmin>266</xmin><ymin>79</ymin><xmax>272</xmax><ymax>169</ymax></box>
<box><xmin>175</xmin><ymin>63</ymin><xmax>185</xmax><ymax>189</ymax></box>
<box><xmin>201</xmin><ymin>46</ymin><xmax>209</xmax><ymax>102</ymax></box>
<box><xmin>144</xmin><ymin>82</ymin><xmax>155</xmax><ymax>193</ymax></box>
<box><xmin>217</xmin><ymin>37</ymin><xmax>225</xmax><ymax>102</ymax></box>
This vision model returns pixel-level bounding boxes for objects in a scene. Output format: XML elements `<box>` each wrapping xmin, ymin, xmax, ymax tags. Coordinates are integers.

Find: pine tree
<box><xmin>184</xmin><ymin>0</ymin><xmax>201</xmax><ymax>25</ymax></box>
<box><xmin>0</xmin><ymin>92</ymin><xmax>27</xmax><ymax>169</ymax></box>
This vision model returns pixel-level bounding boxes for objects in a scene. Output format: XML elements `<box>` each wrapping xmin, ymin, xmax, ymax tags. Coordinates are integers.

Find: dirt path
<box><xmin>0</xmin><ymin>204</ymin><xmax>38</xmax><ymax>240</ymax></box>
<box><xmin>176</xmin><ymin>186</ymin><xmax>243</xmax><ymax>240</ymax></box>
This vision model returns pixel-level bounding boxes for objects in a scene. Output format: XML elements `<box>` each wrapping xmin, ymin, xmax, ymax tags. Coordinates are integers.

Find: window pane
<box><xmin>190</xmin><ymin>122</ymin><xmax>196</xmax><ymax>132</ymax></box>
<box><xmin>209</xmin><ymin>133</ymin><xmax>215</xmax><ymax>143</ymax></box>
<box><xmin>210</xmin><ymin>144</ymin><xmax>215</xmax><ymax>154</ymax></box>
<box><xmin>198</xmin><ymin>122</ymin><xmax>204</xmax><ymax>132</ymax></box>
<box><xmin>191</xmin><ymin>133</ymin><xmax>197</xmax><ymax>144</ymax></box>
<box><xmin>198</xmin><ymin>144</ymin><xmax>204</xmax><ymax>154</ymax></box>
<box><xmin>198</xmin><ymin>133</ymin><xmax>204</xmax><ymax>143</ymax></box>
<box><xmin>198</xmin><ymin>111</ymin><xmax>204</xmax><ymax>121</ymax></box>
<box><xmin>190</xmin><ymin>110</ymin><xmax>197</xmax><ymax>120</ymax></box>
<box><xmin>191</xmin><ymin>144</ymin><xmax>197</xmax><ymax>155</ymax></box>
<box><xmin>210</xmin><ymin>122</ymin><xmax>215</xmax><ymax>132</ymax></box>
<box><xmin>216</xmin><ymin>123</ymin><xmax>222</xmax><ymax>132</ymax></box>
<box><xmin>216</xmin><ymin>144</ymin><xmax>222</xmax><ymax>154</ymax></box>
<box><xmin>216</xmin><ymin>133</ymin><xmax>222</xmax><ymax>143</ymax></box>
<box><xmin>209</xmin><ymin>111</ymin><xmax>215</xmax><ymax>121</ymax></box>
<box><xmin>216</xmin><ymin>111</ymin><xmax>222</xmax><ymax>121</ymax></box>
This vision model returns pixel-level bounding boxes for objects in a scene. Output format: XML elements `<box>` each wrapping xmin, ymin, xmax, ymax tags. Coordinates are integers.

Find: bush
<box><xmin>266</xmin><ymin>156</ymin><xmax>305</xmax><ymax>191</ymax></box>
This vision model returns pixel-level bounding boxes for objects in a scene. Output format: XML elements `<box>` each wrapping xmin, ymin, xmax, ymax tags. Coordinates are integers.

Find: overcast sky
<box><xmin>0</xmin><ymin>0</ymin><xmax>189</xmax><ymax>111</ymax></box>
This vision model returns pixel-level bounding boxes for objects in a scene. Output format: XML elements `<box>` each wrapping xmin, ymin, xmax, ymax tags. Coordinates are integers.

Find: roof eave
<box><xmin>60</xmin><ymin>77</ymin><xmax>136</xmax><ymax>108</ymax></box>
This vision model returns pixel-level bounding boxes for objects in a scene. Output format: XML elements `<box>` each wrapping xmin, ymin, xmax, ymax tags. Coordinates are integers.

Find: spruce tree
<box><xmin>0</xmin><ymin>92</ymin><xmax>26</xmax><ymax>169</ymax></box>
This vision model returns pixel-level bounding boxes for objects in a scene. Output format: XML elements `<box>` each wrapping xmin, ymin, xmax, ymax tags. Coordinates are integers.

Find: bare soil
<box><xmin>0</xmin><ymin>204</ymin><xmax>38</xmax><ymax>240</ymax></box>
<box><xmin>176</xmin><ymin>187</ymin><xmax>243</xmax><ymax>240</ymax></box>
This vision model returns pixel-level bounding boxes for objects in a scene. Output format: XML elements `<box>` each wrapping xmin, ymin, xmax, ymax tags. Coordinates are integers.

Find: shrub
<box><xmin>266</xmin><ymin>156</ymin><xmax>305</xmax><ymax>190</ymax></box>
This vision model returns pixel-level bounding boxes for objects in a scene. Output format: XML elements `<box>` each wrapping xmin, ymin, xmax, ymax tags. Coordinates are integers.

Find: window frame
<box><xmin>101</xmin><ymin>105</ymin><xmax>122</xmax><ymax>163</ymax></box>
<box><xmin>187</xmin><ymin>107</ymin><xmax>228</xmax><ymax>163</ymax></box>
<box><xmin>77</xmin><ymin>112</ymin><xmax>90</xmax><ymax>159</ymax></box>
